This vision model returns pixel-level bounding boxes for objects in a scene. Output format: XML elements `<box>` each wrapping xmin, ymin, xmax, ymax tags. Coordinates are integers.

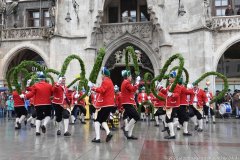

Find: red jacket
<box><xmin>72</xmin><ymin>91</ymin><xmax>85</xmax><ymax>106</ymax></box>
<box><xmin>137</xmin><ymin>92</ymin><xmax>148</xmax><ymax>104</ymax></box>
<box><xmin>90</xmin><ymin>92</ymin><xmax>97</xmax><ymax>105</ymax></box>
<box><xmin>204</xmin><ymin>91</ymin><xmax>213</xmax><ymax>104</ymax></box>
<box><xmin>115</xmin><ymin>92</ymin><xmax>122</xmax><ymax>109</ymax></box>
<box><xmin>92</xmin><ymin>77</ymin><xmax>115</xmax><ymax>108</ymax></box>
<box><xmin>12</xmin><ymin>91</ymin><xmax>25</xmax><ymax>107</ymax></box>
<box><xmin>179</xmin><ymin>85</ymin><xmax>193</xmax><ymax>105</ymax></box>
<box><xmin>152</xmin><ymin>89</ymin><xmax>166</xmax><ymax>107</ymax></box>
<box><xmin>52</xmin><ymin>83</ymin><xmax>71</xmax><ymax>107</ymax></box>
<box><xmin>192</xmin><ymin>88</ymin><xmax>208</xmax><ymax>107</ymax></box>
<box><xmin>120</xmin><ymin>79</ymin><xmax>138</xmax><ymax>106</ymax></box>
<box><xmin>25</xmin><ymin>81</ymin><xmax>53</xmax><ymax>106</ymax></box>
<box><xmin>162</xmin><ymin>84</ymin><xmax>181</xmax><ymax>108</ymax></box>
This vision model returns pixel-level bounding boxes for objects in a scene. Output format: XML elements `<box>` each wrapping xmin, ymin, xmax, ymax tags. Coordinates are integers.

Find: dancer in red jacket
<box><xmin>191</xmin><ymin>83</ymin><xmax>208</xmax><ymax>132</ymax></box>
<box><xmin>121</xmin><ymin>70</ymin><xmax>140</xmax><ymax>140</ymax></box>
<box><xmin>24</xmin><ymin>72</ymin><xmax>53</xmax><ymax>136</ymax></box>
<box><xmin>161</xmin><ymin>71</ymin><xmax>181</xmax><ymax>139</ymax></box>
<box><xmin>88</xmin><ymin>67</ymin><xmax>115</xmax><ymax>143</ymax></box>
<box><xmin>52</xmin><ymin>76</ymin><xmax>72</xmax><ymax>136</ymax></box>
<box><xmin>13</xmin><ymin>86</ymin><xmax>27</xmax><ymax>130</ymax></box>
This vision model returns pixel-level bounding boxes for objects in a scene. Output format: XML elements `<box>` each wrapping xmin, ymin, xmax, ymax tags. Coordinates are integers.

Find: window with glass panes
<box><xmin>27</xmin><ymin>9</ymin><xmax>50</xmax><ymax>27</ymax></box>
<box><xmin>214</xmin><ymin>0</ymin><xmax>229</xmax><ymax>16</ymax></box>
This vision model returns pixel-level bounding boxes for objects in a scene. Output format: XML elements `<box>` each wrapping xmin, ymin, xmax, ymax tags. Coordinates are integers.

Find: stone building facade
<box><xmin>0</xmin><ymin>0</ymin><xmax>240</xmax><ymax>91</ymax></box>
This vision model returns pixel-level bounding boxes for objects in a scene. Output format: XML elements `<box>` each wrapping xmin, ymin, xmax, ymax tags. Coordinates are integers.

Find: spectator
<box><xmin>237</xmin><ymin>8</ymin><xmax>240</xmax><ymax>15</ymax></box>
<box><xmin>232</xmin><ymin>89</ymin><xmax>240</xmax><ymax>118</ymax></box>
<box><xmin>6</xmin><ymin>95</ymin><xmax>14</xmax><ymax>119</ymax></box>
<box><xmin>225</xmin><ymin>5</ymin><xmax>234</xmax><ymax>16</ymax></box>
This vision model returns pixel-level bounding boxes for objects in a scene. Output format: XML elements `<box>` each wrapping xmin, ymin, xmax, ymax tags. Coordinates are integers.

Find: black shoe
<box><xmin>161</xmin><ymin>127</ymin><xmax>168</xmax><ymax>132</ymax></box>
<box><xmin>15</xmin><ymin>126</ymin><xmax>20</xmax><ymax>130</ymax></box>
<box><xmin>41</xmin><ymin>125</ymin><xmax>46</xmax><ymax>133</ymax></box>
<box><xmin>167</xmin><ymin>128</ymin><xmax>170</xmax><ymax>136</ymax></box>
<box><xmin>92</xmin><ymin>138</ymin><xmax>101</xmax><ymax>143</ymax></box>
<box><xmin>194</xmin><ymin>125</ymin><xmax>199</xmax><ymax>130</ymax></box>
<box><xmin>155</xmin><ymin>124</ymin><xmax>160</xmax><ymax>127</ymax></box>
<box><xmin>69</xmin><ymin>122</ymin><xmax>75</xmax><ymax>125</ymax></box>
<box><xmin>24</xmin><ymin>120</ymin><xmax>27</xmax><ymax>126</ymax></box>
<box><xmin>64</xmin><ymin>131</ymin><xmax>71</xmax><ymax>136</ymax></box>
<box><xmin>206</xmin><ymin>121</ymin><xmax>209</xmax><ymax>124</ymax></box>
<box><xmin>30</xmin><ymin>123</ymin><xmax>36</xmax><ymax>128</ymax></box>
<box><xmin>164</xmin><ymin>135</ymin><xmax>176</xmax><ymax>139</ymax></box>
<box><xmin>81</xmin><ymin>121</ymin><xmax>86</xmax><ymax>124</ymax></box>
<box><xmin>17</xmin><ymin>122</ymin><xmax>21</xmax><ymax>129</ymax></box>
<box><xmin>127</xmin><ymin>136</ymin><xmax>138</xmax><ymax>140</ymax></box>
<box><xmin>213</xmin><ymin>121</ymin><xmax>216</xmax><ymax>124</ymax></box>
<box><xmin>197</xmin><ymin>128</ymin><xmax>203</xmax><ymax>132</ymax></box>
<box><xmin>57</xmin><ymin>130</ymin><xmax>61</xmax><ymax>136</ymax></box>
<box><xmin>183</xmin><ymin>132</ymin><xmax>192</xmax><ymax>136</ymax></box>
<box><xmin>177</xmin><ymin>127</ymin><xmax>181</xmax><ymax>130</ymax></box>
<box><xmin>123</xmin><ymin>128</ymin><xmax>128</xmax><ymax>138</ymax></box>
<box><xmin>36</xmin><ymin>132</ymin><xmax>41</xmax><ymax>136</ymax></box>
<box><xmin>106</xmin><ymin>133</ymin><xmax>113</xmax><ymax>142</ymax></box>
<box><xmin>111</xmin><ymin>127</ymin><xmax>117</xmax><ymax>131</ymax></box>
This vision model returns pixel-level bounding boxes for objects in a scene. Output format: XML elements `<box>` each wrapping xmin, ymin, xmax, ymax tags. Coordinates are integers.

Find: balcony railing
<box><xmin>0</xmin><ymin>27</ymin><xmax>54</xmax><ymax>41</ymax></box>
<box><xmin>100</xmin><ymin>21</ymin><xmax>153</xmax><ymax>45</ymax></box>
<box><xmin>212</xmin><ymin>15</ymin><xmax>240</xmax><ymax>30</ymax></box>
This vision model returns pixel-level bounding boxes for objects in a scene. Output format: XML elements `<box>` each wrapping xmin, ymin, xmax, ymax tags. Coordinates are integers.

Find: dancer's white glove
<box><xmin>88</xmin><ymin>81</ymin><xmax>94</xmax><ymax>88</ymax></box>
<box><xmin>167</xmin><ymin>92</ymin><xmax>173</xmax><ymax>97</ymax></box>
<box><xmin>19</xmin><ymin>94</ymin><xmax>25</xmax><ymax>99</ymax></box>
<box><xmin>26</xmin><ymin>79</ymin><xmax>32</xmax><ymax>87</ymax></box>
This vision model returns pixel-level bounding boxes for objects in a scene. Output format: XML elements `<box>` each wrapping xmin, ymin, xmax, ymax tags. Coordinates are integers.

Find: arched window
<box><xmin>106</xmin><ymin>0</ymin><xmax>150</xmax><ymax>23</ymax></box>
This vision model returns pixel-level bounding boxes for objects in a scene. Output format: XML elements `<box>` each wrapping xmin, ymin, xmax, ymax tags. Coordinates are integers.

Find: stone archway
<box><xmin>105</xmin><ymin>43</ymin><xmax>154</xmax><ymax>87</ymax></box>
<box><xmin>1</xmin><ymin>43</ymin><xmax>49</xmax><ymax>79</ymax></box>
<box><xmin>103</xmin><ymin>33</ymin><xmax>160</xmax><ymax>76</ymax></box>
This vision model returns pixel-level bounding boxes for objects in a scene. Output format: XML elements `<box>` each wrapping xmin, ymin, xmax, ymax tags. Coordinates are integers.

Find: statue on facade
<box><xmin>115</xmin><ymin>51</ymin><xmax>122</xmax><ymax>63</ymax></box>
<box><xmin>203</xmin><ymin>0</ymin><xmax>212</xmax><ymax>28</ymax></box>
<box><xmin>72</xmin><ymin>0</ymin><xmax>80</xmax><ymax>22</ymax></box>
<box><xmin>49</xmin><ymin>0</ymin><xmax>56</xmax><ymax>27</ymax></box>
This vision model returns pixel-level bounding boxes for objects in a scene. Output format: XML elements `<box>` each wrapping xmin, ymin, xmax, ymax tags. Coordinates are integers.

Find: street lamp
<box><xmin>65</xmin><ymin>0</ymin><xmax>72</xmax><ymax>22</ymax></box>
<box><xmin>178</xmin><ymin>0</ymin><xmax>186</xmax><ymax>16</ymax></box>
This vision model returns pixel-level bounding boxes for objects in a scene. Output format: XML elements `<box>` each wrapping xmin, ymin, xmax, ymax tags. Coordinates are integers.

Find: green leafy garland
<box><xmin>144</xmin><ymin>72</ymin><xmax>153</xmax><ymax>95</ymax></box>
<box><xmin>12</xmin><ymin>67</ymin><xmax>29</xmax><ymax>93</ymax></box>
<box><xmin>46</xmin><ymin>68</ymin><xmax>60</xmax><ymax>76</ymax></box>
<box><xmin>67</xmin><ymin>77</ymin><xmax>81</xmax><ymax>88</ymax></box>
<box><xmin>125</xmin><ymin>46</ymin><xmax>140</xmax><ymax>76</ymax></box>
<box><xmin>13</xmin><ymin>61</ymin><xmax>45</xmax><ymax>93</ymax></box>
<box><xmin>89</xmin><ymin>48</ymin><xmax>106</xmax><ymax>83</ymax></box>
<box><xmin>6</xmin><ymin>67</ymin><xmax>16</xmax><ymax>93</ymax></box>
<box><xmin>193</xmin><ymin>71</ymin><xmax>228</xmax><ymax>104</ymax></box>
<box><xmin>60</xmin><ymin>54</ymin><xmax>86</xmax><ymax>78</ymax></box>
<box><xmin>151</xmin><ymin>54</ymin><xmax>184</xmax><ymax>101</ymax></box>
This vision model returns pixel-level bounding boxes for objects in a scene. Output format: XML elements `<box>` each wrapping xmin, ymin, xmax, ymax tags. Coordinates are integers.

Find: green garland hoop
<box><xmin>46</xmin><ymin>68</ymin><xmax>60</xmax><ymax>76</ymax></box>
<box><xmin>13</xmin><ymin>61</ymin><xmax>45</xmax><ymax>93</ymax></box>
<box><xmin>151</xmin><ymin>54</ymin><xmax>184</xmax><ymax>101</ymax></box>
<box><xmin>6</xmin><ymin>67</ymin><xmax>16</xmax><ymax>93</ymax></box>
<box><xmin>12</xmin><ymin>67</ymin><xmax>30</xmax><ymax>93</ymax></box>
<box><xmin>144</xmin><ymin>72</ymin><xmax>153</xmax><ymax>95</ymax></box>
<box><xmin>193</xmin><ymin>71</ymin><xmax>228</xmax><ymax>104</ymax></box>
<box><xmin>125</xmin><ymin>46</ymin><xmax>140</xmax><ymax>76</ymax></box>
<box><xmin>60</xmin><ymin>54</ymin><xmax>86</xmax><ymax>78</ymax></box>
<box><xmin>89</xmin><ymin>48</ymin><xmax>106</xmax><ymax>83</ymax></box>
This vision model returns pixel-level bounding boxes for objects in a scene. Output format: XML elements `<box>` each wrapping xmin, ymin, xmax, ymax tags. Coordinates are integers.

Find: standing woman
<box><xmin>88</xmin><ymin>67</ymin><xmax>115</xmax><ymax>143</ymax></box>
<box><xmin>121</xmin><ymin>70</ymin><xmax>140</xmax><ymax>140</ymax></box>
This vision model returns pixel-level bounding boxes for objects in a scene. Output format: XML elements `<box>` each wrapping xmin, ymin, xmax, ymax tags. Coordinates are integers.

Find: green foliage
<box><xmin>193</xmin><ymin>71</ymin><xmax>228</xmax><ymax>104</ymax></box>
<box><xmin>67</xmin><ymin>77</ymin><xmax>81</xmax><ymax>88</ymax></box>
<box><xmin>151</xmin><ymin>54</ymin><xmax>184</xmax><ymax>101</ymax></box>
<box><xmin>125</xmin><ymin>46</ymin><xmax>140</xmax><ymax>76</ymax></box>
<box><xmin>13</xmin><ymin>61</ymin><xmax>45</xmax><ymax>93</ymax></box>
<box><xmin>89</xmin><ymin>48</ymin><xmax>106</xmax><ymax>83</ymax></box>
<box><xmin>60</xmin><ymin>54</ymin><xmax>86</xmax><ymax>79</ymax></box>
<box><xmin>46</xmin><ymin>68</ymin><xmax>60</xmax><ymax>76</ymax></box>
<box><xmin>144</xmin><ymin>72</ymin><xmax>153</xmax><ymax>95</ymax></box>
<box><xmin>6</xmin><ymin>67</ymin><xmax>16</xmax><ymax>93</ymax></box>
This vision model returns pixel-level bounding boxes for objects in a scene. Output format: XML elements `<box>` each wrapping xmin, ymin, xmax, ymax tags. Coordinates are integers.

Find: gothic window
<box><xmin>27</xmin><ymin>9</ymin><xmax>50</xmax><ymax>27</ymax></box>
